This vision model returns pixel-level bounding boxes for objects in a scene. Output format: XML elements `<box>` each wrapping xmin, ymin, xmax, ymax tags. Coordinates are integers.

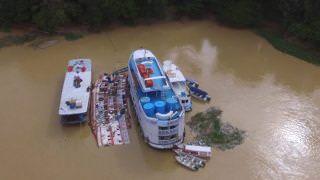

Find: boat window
<box><xmin>159</xmin><ymin>126</ymin><xmax>169</xmax><ymax>130</ymax></box>
<box><xmin>159</xmin><ymin>134</ymin><xmax>178</xmax><ymax>140</ymax></box>
<box><xmin>170</xmin><ymin>125</ymin><xmax>177</xmax><ymax>129</ymax></box>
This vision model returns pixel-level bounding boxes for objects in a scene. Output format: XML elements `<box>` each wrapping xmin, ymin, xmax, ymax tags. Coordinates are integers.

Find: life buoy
<box><xmin>67</xmin><ymin>65</ymin><xmax>73</xmax><ymax>72</ymax></box>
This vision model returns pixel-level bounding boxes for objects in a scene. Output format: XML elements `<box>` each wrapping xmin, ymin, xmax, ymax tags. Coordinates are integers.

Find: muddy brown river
<box><xmin>0</xmin><ymin>21</ymin><xmax>319</xmax><ymax>180</ymax></box>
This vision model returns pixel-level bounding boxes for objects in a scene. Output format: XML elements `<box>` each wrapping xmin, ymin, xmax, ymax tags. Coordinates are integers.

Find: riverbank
<box><xmin>254</xmin><ymin>28</ymin><xmax>320</xmax><ymax>66</ymax></box>
<box><xmin>2</xmin><ymin>19</ymin><xmax>320</xmax><ymax>67</ymax></box>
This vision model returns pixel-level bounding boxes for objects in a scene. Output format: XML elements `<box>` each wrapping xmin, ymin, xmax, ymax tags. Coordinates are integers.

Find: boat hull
<box><xmin>129</xmin><ymin>72</ymin><xmax>185</xmax><ymax>149</ymax></box>
<box><xmin>128</xmin><ymin>50</ymin><xmax>185</xmax><ymax>149</ymax></box>
<box><xmin>61</xmin><ymin>113</ymin><xmax>87</xmax><ymax>125</ymax></box>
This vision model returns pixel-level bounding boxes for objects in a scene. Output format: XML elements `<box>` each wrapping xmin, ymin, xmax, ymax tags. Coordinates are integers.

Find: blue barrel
<box><xmin>166</xmin><ymin>97</ymin><xmax>178</xmax><ymax>111</ymax></box>
<box><xmin>70</xmin><ymin>103</ymin><xmax>76</xmax><ymax>109</ymax></box>
<box><xmin>154</xmin><ymin>100</ymin><xmax>166</xmax><ymax>114</ymax></box>
<box><xmin>140</xmin><ymin>96</ymin><xmax>150</xmax><ymax>106</ymax></box>
<box><xmin>143</xmin><ymin>103</ymin><xmax>155</xmax><ymax>117</ymax></box>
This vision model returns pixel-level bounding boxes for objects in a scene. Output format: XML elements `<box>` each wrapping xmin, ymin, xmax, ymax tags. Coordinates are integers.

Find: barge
<box><xmin>90</xmin><ymin>71</ymin><xmax>130</xmax><ymax>147</ymax></box>
<box><xmin>58</xmin><ymin>59</ymin><xmax>92</xmax><ymax>124</ymax></box>
<box><xmin>128</xmin><ymin>49</ymin><xmax>185</xmax><ymax>149</ymax></box>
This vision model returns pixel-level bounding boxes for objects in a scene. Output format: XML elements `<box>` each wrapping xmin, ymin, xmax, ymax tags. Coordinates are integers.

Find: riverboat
<box><xmin>163</xmin><ymin>60</ymin><xmax>192</xmax><ymax>111</ymax></box>
<box><xmin>128</xmin><ymin>49</ymin><xmax>185</xmax><ymax>149</ymax></box>
<box><xmin>58</xmin><ymin>59</ymin><xmax>92</xmax><ymax>124</ymax></box>
<box><xmin>175</xmin><ymin>144</ymin><xmax>212</xmax><ymax>158</ymax></box>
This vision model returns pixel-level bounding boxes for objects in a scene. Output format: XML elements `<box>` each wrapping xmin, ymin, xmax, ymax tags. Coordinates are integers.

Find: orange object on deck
<box><xmin>137</xmin><ymin>64</ymin><xmax>146</xmax><ymax>75</ymax></box>
<box><xmin>145</xmin><ymin>79</ymin><xmax>153</xmax><ymax>87</ymax></box>
<box><xmin>142</xmin><ymin>72</ymin><xmax>149</xmax><ymax>79</ymax></box>
<box><xmin>147</xmin><ymin>68</ymin><xmax>153</xmax><ymax>74</ymax></box>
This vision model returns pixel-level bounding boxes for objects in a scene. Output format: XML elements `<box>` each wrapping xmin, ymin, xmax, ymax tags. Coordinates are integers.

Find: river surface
<box><xmin>0</xmin><ymin>20</ymin><xmax>320</xmax><ymax>180</ymax></box>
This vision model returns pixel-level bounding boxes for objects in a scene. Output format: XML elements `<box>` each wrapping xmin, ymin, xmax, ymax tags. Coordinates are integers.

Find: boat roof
<box><xmin>59</xmin><ymin>59</ymin><xmax>91</xmax><ymax>115</ymax></box>
<box><xmin>163</xmin><ymin>60</ymin><xmax>186</xmax><ymax>83</ymax></box>
<box><xmin>132</xmin><ymin>49</ymin><xmax>155</xmax><ymax>60</ymax></box>
<box><xmin>130</xmin><ymin>49</ymin><xmax>170</xmax><ymax>93</ymax></box>
<box><xmin>185</xmin><ymin>145</ymin><xmax>212</xmax><ymax>152</ymax></box>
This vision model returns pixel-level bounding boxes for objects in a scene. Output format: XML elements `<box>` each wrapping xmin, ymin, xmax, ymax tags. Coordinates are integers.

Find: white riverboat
<box><xmin>128</xmin><ymin>49</ymin><xmax>185</xmax><ymax>149</ymax></box>
<box><xmin>163</xmin><ymin>60</ymin><xmax>192</xmax><ymax>111</ymax></box>
<box><xmin>58</xmin><ymin>59</ymin><xmax>92</xmax><ymax>124</ymax></box>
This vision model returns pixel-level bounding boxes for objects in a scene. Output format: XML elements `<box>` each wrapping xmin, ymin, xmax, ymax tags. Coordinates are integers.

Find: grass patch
<box><xmin>64</xmin><ymin>32</ymin><xmax>83</xmax><ymax>41</ymax></box>
<box><xmin>1</xmin><ymin>26</ymin><xmax>11</xmax><ymax>33</ymax></box>
<box><xmin>0</xmin><ymin>33</ymin><xmax>37</xmax><ymax>48</ymax></box>
<box><xmin>188</xmin><ymin>107</ymin><xmax>245</xmax><ymax>150</ymax></box>
<box><xmin>255</xmin><ymin>29</ymin><xmax>320</xmax><ymax>65</ymax></box>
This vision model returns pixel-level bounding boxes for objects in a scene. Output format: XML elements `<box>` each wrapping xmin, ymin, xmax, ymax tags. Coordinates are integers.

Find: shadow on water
<box><xmin>122</xmin><ymin>99</ymin><xmax>178</xmax><ymax>172</ymax></box>
<box><xmin>46</xmin><ymin>74</ymin><xmax>90</xmax><ymax>141</ymax></box>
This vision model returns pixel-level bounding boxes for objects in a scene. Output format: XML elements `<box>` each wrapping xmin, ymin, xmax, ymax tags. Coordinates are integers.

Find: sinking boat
<box><xmin>175</xmin><ymin>155</ymin><xmax>200</xmax><ymax>171</ymax></box>
<box><xmin>174</xmin><ymin>149</ymin><xmax>206</xmax><ymax>167</ymax></box>
<box><xmin>58</xmin><ymin>59</ymin><xmax>92</xmax><ymax>124</ymax></box>
<box><xmin>163</xmin><ymin>60</ymin><xmax>192</xmax><ymax>111</ymax></box>
<box><xmin>128</xmin><ymin>49</ymin><xmax>185</xmax><ymax>149</ymax></box>
<box><xmin>90</xmin><ymin>72</ymin><xmax>130</xmax><ymax>147</ymax></box>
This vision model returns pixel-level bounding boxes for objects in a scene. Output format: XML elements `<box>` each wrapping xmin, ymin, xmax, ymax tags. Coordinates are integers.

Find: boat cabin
<box><xmin>129</xmin><ymin>50</ymin><xmax>183</xmax><ymax>120</ymax></box>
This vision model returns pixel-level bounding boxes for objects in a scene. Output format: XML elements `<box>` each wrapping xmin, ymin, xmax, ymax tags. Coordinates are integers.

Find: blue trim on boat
<box><xmin>129</xmin><ymin>57</ymin><xmax>183</xmax><ymax>119</ymax></box>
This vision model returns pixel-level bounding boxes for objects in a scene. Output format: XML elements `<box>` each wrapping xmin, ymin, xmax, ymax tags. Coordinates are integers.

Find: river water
<box><xmin>0</xmin><ymin>21</ymin><xmax>319</xmax><ymax>180</ymax></box>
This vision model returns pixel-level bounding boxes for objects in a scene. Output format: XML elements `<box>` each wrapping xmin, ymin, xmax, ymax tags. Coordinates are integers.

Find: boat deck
<box><xmin>131</xmin><ymin>58</ymin><xmax>182</xmax><ymax>118</ymax></box>
<box><xmin>59</xmin><ymin>59</ymin><xmax>91</xmax><ymax>116</ymax></box>
<box><xmin>90</xmin><ymin>71</ymin><xmax>131</xmax><ymax>147</ymax></box>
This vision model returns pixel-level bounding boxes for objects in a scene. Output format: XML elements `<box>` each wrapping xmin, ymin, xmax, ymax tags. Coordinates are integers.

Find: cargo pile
<box><xmin>89</xmin><ymin>70</ymin><xmax>131</xmax><ymax>147</ymax></box>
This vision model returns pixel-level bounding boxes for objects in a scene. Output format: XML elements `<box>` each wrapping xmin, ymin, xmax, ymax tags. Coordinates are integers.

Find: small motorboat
<box><xmin>188</xmin><ymin>85</ymin><xmax>211</xmax><ymax>102</ymax></box>
<box><xmin>186</xmin><ymin>78</ymin><xmax>199</xmax><ymax>88</ymax></box>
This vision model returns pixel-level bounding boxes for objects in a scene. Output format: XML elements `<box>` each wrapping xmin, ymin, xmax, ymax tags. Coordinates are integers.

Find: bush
<box><xmin>288</xmin><ymin>22</ymin><xmax>320</xmax><ymax>45</ymax></box>
<box><xmin>32</xmin><ymin>5</ymin><xmax>67</xmax><ymax>33</ymax></box>
<box><xmin>171</xmin><ymin>0</ymin><xmax>205</xmax><ymax>18</ymax></box>
<box><xmin>64</xmin><ymin>32</ymin><xmax>83</xmax><ymax>41</ymax></box>
<box><xmin>210</xmin><ymin>0</ymin><xmax>262</xmax><ymax>27</ymax></box>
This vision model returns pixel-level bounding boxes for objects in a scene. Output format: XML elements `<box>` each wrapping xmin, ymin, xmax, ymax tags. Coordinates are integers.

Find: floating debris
<box><xmin>89</xmin><ymin>69</ymin><xmax>131</xmax><ymax>147</ymax></box>
<box><xmin>35</xmin><ymin>39</ymin><xmax>59</xmax><ymax>49</ymax></box>
<box><xmin>187</xmin><ymin>107</ymin><xmax>246</xmax><ymax>150</ymax></box>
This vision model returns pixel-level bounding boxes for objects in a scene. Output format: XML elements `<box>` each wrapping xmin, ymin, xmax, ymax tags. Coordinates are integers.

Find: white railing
<box><xmin>159</xmin><ymin>126</ymin><xmax>179</xmax><ymax>136</ymax></box>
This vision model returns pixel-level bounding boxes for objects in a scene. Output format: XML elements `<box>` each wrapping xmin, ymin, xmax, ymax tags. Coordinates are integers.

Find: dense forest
<box><xmin>0</xmin><ymin>0</ymin><xmax>320</xmax><ymax>47</ymax></box>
